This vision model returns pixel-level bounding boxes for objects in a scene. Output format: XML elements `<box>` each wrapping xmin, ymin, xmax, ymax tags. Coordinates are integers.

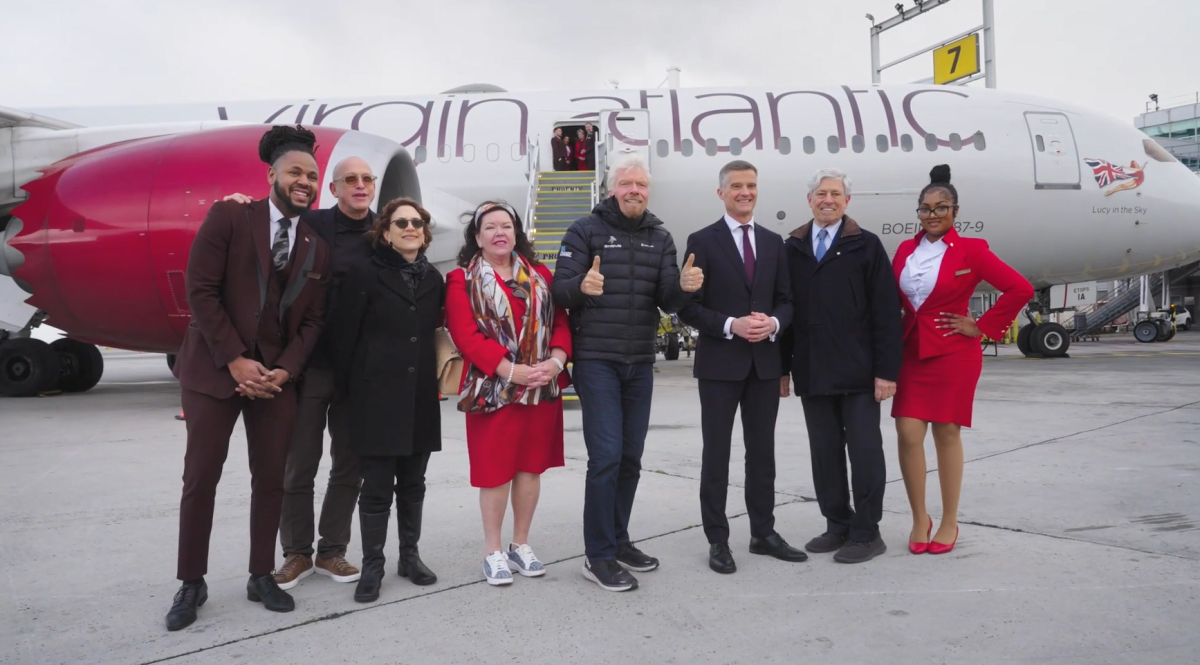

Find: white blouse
<box><xmin>899</xmin><ymin>237</ymin><xmax>948</xmax><ymax>311</ymax></box>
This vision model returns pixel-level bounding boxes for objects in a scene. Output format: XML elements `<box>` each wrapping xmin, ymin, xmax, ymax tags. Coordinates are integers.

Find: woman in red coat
<box><xmin>445</xmin><ymin>201</ymin><xmax>572</xmax><ymax>586</ymax></box>
<box><xmin>892</xmin><ymin>165</ymin><xmax>1033</xmax><ymax>555</ymax></box>
<box><xmin>573</xmin><ymin>128</ymin><xmax>589</xmax><ymax>170</ymax></box>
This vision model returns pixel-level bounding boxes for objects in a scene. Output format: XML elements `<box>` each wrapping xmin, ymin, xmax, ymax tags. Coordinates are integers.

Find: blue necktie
<box><xmin>815</xmin><ymin>228</ymin><xmax>829</xmax><ymax>261</ymax></box>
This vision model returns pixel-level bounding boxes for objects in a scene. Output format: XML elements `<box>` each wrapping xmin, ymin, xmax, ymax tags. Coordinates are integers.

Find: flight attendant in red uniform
<box><xmin>445</xmin><ymin>201</ymin><xmax>572</xmax><ymax>586</ymax></box>
<box><xmin>891</xmin><ymin>165</ymin><xmax>1033</xmax><ymax>555</ymax></box>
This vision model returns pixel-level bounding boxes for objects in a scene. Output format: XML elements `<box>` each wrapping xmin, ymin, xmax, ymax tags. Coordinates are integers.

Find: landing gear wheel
<box><xmin>51</xmin><ymin>338</ymin><xmax>104</xmax><ymax>393</ymax></box>
<box><xmin>1016</xmin><ymin>323</ymin><xmax>1036</xmax><ymax>356</ymax></box>
<box><xmin>1032</xmin><ymin>322</ymin><xmax>1070</xmax><ymax>358</ymax></box>
<box><xmin>1155</xmin><ymin>320</ymin><xmax>1176</xmax><ymax>342</ymax></box>
<box><xmin>664</xmin><ymin>333</ymin><xmax>680</xmax><ymax>361</ymax></box>
<box><xmin>1134</xmin><ymin>320</ymin><xmax>1159</xmax><ymax>343</ymax></box>
<box><xmin>0</xmin><ymin>338</ymin><xmax>63</xmax><ymax>397</ymax></box>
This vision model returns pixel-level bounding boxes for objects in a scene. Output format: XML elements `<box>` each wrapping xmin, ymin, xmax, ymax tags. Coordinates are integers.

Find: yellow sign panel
<box><xmin>933</xmin><ymin>33</ymin><xmax>980</xmax><ymax>85</ymax></box>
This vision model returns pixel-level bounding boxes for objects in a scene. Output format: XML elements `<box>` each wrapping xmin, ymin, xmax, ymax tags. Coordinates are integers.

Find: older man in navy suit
<box><xmin>678</xmin><ymin>160</ymin><xmax>808</xmax><ymax>574</ymax></box>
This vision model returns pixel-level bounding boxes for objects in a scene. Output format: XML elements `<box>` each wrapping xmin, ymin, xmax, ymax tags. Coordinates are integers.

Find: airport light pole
<box><xmin>869</xmin><ymin>0</ymin><xmax>997</xmax><ymax>88</ymax></box>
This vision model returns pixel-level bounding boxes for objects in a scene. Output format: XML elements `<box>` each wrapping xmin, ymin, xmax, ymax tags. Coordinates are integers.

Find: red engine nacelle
<box><xmin>8</xmin><ymin>125</ymin><xmax>418</xmax><ymax>353</ymax></box>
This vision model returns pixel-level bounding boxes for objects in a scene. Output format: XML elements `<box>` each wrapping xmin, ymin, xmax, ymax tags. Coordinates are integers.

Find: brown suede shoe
<box><xmin>315</xmin><ymin>555</ymin><xmax>361</xmax><ymax>583</ymax></box>
<box><xmin>272</xmin><ymin>554</ymin><xmax>314</xmax><ymax>590</ymax></box>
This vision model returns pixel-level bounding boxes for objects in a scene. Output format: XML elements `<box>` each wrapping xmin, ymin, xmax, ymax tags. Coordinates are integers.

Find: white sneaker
<box><xmin>507</xmin><ymin>543</ymin><xmax>547</xmax><ymax>577</ymax></box>
<box><xmin>483</xmin><ymin>551</ymin><xmax>513</xmax><ymax>586</ymax></box>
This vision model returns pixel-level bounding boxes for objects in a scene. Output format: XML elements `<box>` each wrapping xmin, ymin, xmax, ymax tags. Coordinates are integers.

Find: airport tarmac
<box><xmin>2</xmin><ymin>333</ymin><xmax>1199</xmax><ymax>665</ymax></box>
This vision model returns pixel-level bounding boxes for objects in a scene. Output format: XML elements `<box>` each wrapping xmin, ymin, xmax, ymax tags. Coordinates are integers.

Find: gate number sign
<box><xmin>933</xmin><ymin>33</ymin><xmax>981</xmax><ymax>85</ymax></box>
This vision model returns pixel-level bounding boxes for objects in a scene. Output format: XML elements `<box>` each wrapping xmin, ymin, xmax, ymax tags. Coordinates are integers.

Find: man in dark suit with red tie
<box><xmin>678</xmin><ymin>160</ymin><xmax>808</xmax><ymax>574</ymax></box>
<box><xmin>166</xmin><ymin>126</ymin><xmax>331</xmax><ymax>631</ymax></box>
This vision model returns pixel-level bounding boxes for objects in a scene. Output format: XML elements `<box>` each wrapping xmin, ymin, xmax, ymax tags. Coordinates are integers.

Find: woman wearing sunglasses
<box><xmin>891</xmin><ymin>165</ymin><xmax>1033</xmax><ymax>556</ymax></box>
<box><xmin>330</xmin><ymin>197</ymin><xmax>444</xmax><ymax>602</ymax></box>
<box><xmin>445</xmin><ymin>201</ymin><xmax>572</xmax><ymax>586</ymax></box>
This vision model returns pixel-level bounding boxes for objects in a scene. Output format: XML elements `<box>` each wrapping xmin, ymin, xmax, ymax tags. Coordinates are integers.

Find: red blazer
<box><xmin>892</xmin><ymin>228</ymin><xmax>1033</xmax><ymax>360</ymax></box>
<box><xmin>445</xmin><ymin>262</ymin><xmax>573</xmax><ymax>391</ymax></box>
<box><xmin>175</xmin><ymin>199</ymin><xmax>331</xmax><ymax>398</ymax></box>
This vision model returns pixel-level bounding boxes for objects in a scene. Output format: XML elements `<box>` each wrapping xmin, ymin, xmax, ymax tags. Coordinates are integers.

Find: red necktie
<box><xmin>741</xmin><ymin>224</ymin><xmax>755</xmax><ymax>282</ymax></box>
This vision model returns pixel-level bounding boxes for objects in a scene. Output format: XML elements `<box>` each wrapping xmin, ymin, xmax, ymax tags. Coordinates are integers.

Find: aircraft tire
<box><xmin>1032</xmin><ymin>322</ymin><xmax>1070</xmax><ymax>358</ymax></box>
<box><xmin>0</xmin><ymin>338</ymin><xmax>63</xmax><ymax>397</ymax></box>
<box><xmin>1133</xmin><ymin>320</ymin><xmax>1159</xmax><ymax>343</ymax></box>
<box><xmin>1016</xmin><ymin>323</ymin><xmax>1036</xmax><ymax>356</ymax></box>
<box><xmin>51</xmin><ymin>338</ymin><xmax>104</xmax><ymax>393</ymax></box>
<box><xmin>664</xmin><ymin>333</ymin><xmax>680</xmax><ymax>361</ymax></box>
<box><xmin>1155</xmin><ymin>320</ymin><xmax>1176</xmax><ymax>342</ymax></box>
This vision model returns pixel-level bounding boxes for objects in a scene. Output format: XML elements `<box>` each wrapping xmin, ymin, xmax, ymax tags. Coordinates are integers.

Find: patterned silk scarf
<box><xmin>458</xmin><ymin>252</ymin><xmax>560</xmax><ymax>414</ymax></box>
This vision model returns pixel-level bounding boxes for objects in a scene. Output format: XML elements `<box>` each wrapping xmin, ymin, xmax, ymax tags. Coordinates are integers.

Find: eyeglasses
<box><xmin>916</xmin><ymin>205</ymin><xmax>955</xmax><ymax>219</ymax></box>
<box><xmin>392</xmin><ymin>217</ymin><xmax>427</xmax><ymax>230</ymax></box>
<box><xmin>337</xmin><ymin>174</ymin><xmax>377</xmax><ymax>187</ymax></box>
<box><xmin>504</xmin><ymin>279</ymin><xmax>529</xmax><ymax>300</ymax></box>
<box><xmin>474</xmin><ymin>202</ymin><xmax>517</xmax><ymax>225</ymax></box>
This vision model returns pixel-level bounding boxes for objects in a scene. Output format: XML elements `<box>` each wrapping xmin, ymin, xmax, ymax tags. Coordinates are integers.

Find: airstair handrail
<box><xmin>524</xmin><ymin>137</ymin><xmax>541</xmax><ymax>239</ymax></box>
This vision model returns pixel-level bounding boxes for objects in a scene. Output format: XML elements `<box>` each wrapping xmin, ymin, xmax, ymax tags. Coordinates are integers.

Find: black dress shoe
<box><xmin>749</xmin><ymin>533</ymin><xmax>809</xmax><ymax>562</ymax></box>
<box><xmin>165</xmin><ymin>579</ymin><xmax>207</xmax><ymax>631</ymax></box>
<box><xmin>805</xmin><ymin>531</ymin><xmax>848</xmax><ymax>554</ymax></box>
<box><xmin>708</xmin><ymin>542</ymin><xmax>736</xmax><ymax>574</ymax></box>
<box><xmin>246</xmin><ymin>574</ymin><xmax>295</xmax><ymax>612</ymax></box>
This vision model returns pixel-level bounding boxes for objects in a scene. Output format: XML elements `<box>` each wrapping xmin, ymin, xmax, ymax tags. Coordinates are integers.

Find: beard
<box><xmin>274</xmin><ymin>179</ymin><xmax>314</xmax><ymax>217</ymax></box>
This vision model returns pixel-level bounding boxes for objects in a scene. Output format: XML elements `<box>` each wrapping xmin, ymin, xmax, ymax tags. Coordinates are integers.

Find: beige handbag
<box><xmin>434</xmin><ymin>328</ymin><xmax>464</xmax><ymax>396</ymax></box>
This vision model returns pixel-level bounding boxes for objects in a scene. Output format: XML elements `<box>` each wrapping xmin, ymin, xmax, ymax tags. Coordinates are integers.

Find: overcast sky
<box><xmin>3</xmin><ymin>0</ymin><xmax>1193</xmax><ymax>123</ymax></box>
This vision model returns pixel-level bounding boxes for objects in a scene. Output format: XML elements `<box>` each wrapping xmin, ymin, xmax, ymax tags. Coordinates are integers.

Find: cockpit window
<box><xmin>1144</xmin><ymin>138</ymin><xmax>1179</xmax><ymax>163</ymax></box>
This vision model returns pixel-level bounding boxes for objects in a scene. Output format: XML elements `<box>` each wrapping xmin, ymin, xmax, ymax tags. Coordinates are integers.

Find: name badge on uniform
<box><xmin>304</xmin><ymin>271</ymin><xmax>322</xmax><ymax>279</ymax></box>
<box><xmin>955</xmin><ymin>269</ymin><xmax>972</xmax><ymax>276</ymax></box>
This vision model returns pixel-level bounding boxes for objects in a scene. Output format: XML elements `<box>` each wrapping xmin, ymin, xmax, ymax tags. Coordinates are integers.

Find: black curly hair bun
<box><xmin>930</xmin><ymin>164</ymin><xmax>952</xmax><ymax>185</ymax></box>
<box><xmin>258</xmin><ymin>125</ymin><xmax>317</xmax><ymax>165</ymax></box>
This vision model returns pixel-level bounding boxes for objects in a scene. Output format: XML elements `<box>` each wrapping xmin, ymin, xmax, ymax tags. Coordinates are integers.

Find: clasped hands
<box><xmin>501</xmin><ymin>358</ymin><xmax>563</xmax><ymax>389</ymax></box>
<box><xmin>732</xmin><ymin>312</ymin><xmax>776</xmax><ymax>343</ymax></box>
<box><xmin>229</xmin><ymin>357</ymin><xmax>289</xmax><ymax>399</ymax></box>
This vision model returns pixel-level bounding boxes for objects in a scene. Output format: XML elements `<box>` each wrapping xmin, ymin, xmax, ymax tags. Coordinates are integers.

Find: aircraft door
<box><xmin>1024</xmin><ymin>112</ymin><xmax>1081</xmax><ymax>190</ymax></box>
<box><xmin>597</xmin><ymin>108</ymin><xmax>650</xmax><ymax>196</ymax></box>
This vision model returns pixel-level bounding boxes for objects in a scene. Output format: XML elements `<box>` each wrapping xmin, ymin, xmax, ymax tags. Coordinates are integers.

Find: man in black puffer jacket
<box><xmin>553</xmin><ymin>153</ymin><xmax>704</xmax><ymax>592</ymax></box>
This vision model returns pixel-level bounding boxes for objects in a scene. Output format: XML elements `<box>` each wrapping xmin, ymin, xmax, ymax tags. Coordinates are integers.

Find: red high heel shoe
<box><xmin>908</xmin><ymin>516</ymin><xmax>934</xmax><ymax>554</ymax></box>
<box><xmin>927</xmin><ymin>526</ymin><xmax>959</xmax><ymax>555</ymax></box>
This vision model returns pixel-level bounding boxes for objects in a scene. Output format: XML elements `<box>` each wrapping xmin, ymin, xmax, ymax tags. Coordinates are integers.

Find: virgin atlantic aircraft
<box><xmin>1</xmin><ymin>82</ymin><xmax>1197</xmax><ymax>396</ymax></box>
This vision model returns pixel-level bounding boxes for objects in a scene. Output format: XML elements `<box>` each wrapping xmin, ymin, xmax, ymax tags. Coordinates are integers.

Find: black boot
<box><xmin>354</xmin><ymin>511</ymin><xmax>389</xmax><ymax>603</ymax></box>
<box><xmin>396</xmin><ymin>501</ymin><xmax>437</xmax><ymax>586</ymax></box>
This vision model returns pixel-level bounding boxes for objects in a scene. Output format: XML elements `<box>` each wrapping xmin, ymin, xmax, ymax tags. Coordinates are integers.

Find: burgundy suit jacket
<box><xmin>892</xmin><ymin>228</ymin><xmax>1033</xmax><ymax>360</ymax></box>
<box><xmin>175</xmin><ymin>199</ymin><xmax>331</xmax><ymax>398</ymax></box>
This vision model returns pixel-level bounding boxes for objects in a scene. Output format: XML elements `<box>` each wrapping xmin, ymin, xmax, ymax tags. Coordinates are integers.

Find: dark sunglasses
<box><xmin>392</xmin><ymin>217</ymin><xmax>427</xmax><ymax>230</ymax></box>
<box><xmin>337</xmin><ymin>174</ymin><xmax>377</xmax><ymax>186</ymax></box>
<box><xmin>504</xmin><ymin>279</ymin><xmax>529</xmax><ymax>300</ymax></box>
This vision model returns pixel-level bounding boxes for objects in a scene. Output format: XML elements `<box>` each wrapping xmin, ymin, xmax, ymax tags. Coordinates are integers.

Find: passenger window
<box><xmin>876</xmin><ymin>135</ymin><xmax>889</xmax><ymax>153</ymax></box>
<box><xmin>487</xmin><ymin>143</ymin><xmax>500</xmax><ymax>162</ymax></box>
<box><xmin>852</xmin><ymin>135</ymin><xmax>865</xmax><ymax>153</ymax></box>
<box><xmin>974</xmin><ymin>132</ymin><xmax>987</xmax><ymax>151</ymax></box>
<box><xmin>1036</xmin><ymin>135</ymin><xmax>1046</xmax><ymax>152</ymax></box>
<box><xmin>729</xmin><ymin>138</ymin><xmax>743</xmax><ymax>156</ymax></box>
<box><xmin>900</xmin><ymin>134</ymin><xmax>913</xmax><ymax>152</ymax></box>
<box><xmin>415</xmin><ymin>145</ymin><xmax>427</xmax><ymax>164</ymax></box>
<box><xmin>949</xmin><ymin>134</ymin><xmax>962</xmax><ymax>151</ymax></box>
<box><xmin>438</xmin><ymin>145</ymin><xmax>451</xmax><ymax>163</ymax></box>
<box><xmin>510</xmin><ymin>143</ymin><xmax>521</xmax><ymax>161</ymax></box>
<box><xmin>656</xmin><ymin>139</ymin><xmax>669</xmax><ymax>158</ymax></box>
<box><xmin>462</xmin><ymin>144</ymin><xmax>476</xmax><ymax>162</ymax></box>
<box><xmin>803</xmin><ymin>136</ymin><xmax>815</xmax><ymax>154</ymax></box>
<box><xmin>827</xmin><ymin>136</ymin><xmax>840</xmax><ymax>154</ymax></box>
<box><xmin>925</xmin><ymin>134</ymin><xmax>938</xmax><ymax>151</ymax></box>
<box><xmin>681</xmin><ymin>139</ymin><xmax>694</xmax><ymax>156</ymax></box>
<box><xmin>705</xmin><ymin>138</ymin><xmax>718</xmax><ymax>156</ymax></box>
<box><xmin>779</xmin><ymin>136</ymin><xmax>792</xmax><ymax>155</ymax></box>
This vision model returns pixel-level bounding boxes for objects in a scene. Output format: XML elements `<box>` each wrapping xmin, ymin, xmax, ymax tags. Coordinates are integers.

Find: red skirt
<box><xmin>891</xmin><ymin>339</ymin><xmax>983</xmax><ymax>427</ymax></box>
<box><xmin>465</xmin><ymin>400</ymin><xmax>565</xmax><ymax>488</ymax></box>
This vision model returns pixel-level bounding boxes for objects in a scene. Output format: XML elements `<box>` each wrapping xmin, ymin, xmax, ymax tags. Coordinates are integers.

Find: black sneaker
<box><xmin>616</xmin><ymin>542</ymin><xmax>659</xmax><ymax>572</ymax></box>
<box><xmin>582</xmin><ymin>558</ymin><xmax>638</xmax><ymax>592</ymax></box>
<box><xmin>805</xmin><ymin>532</ymin><xmax>848</xmax><ymax>554</ymax></box>
<box><xmin>833</xmin><ymin>536</ymin><xmax>888</xmax><ymax>564</ymax></box>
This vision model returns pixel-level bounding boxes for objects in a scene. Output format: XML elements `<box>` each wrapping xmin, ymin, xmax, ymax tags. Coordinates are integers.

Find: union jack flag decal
<box><xmin>1083</xmin><ymin>158</ymin><xmax>1135</xmax><ymax>188</ymax></box>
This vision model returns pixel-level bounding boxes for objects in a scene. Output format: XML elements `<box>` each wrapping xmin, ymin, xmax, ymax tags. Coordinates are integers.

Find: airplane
<box><xmin>2</xmin><ymin>81</ymin><xmax>1199</xmax><ymax>397</ymax></box>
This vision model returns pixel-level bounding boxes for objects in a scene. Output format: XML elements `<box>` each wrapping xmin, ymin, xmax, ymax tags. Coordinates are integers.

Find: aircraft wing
<box><xmin>0</xmin><ymin>105</ymin><xmax>81</xmax><ymax>130</ymax></box>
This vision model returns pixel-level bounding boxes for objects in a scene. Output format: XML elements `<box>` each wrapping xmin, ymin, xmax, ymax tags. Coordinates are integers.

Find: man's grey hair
<box><xmin>606</xmin><ymin>151</ymin><xmax>652</xmax><ymax>191</ymax></box>
<box><xmin>719</xmin><ymin>160</ymin><xmax>758</xmax><ymax>189</ymax></box>
<box><xmin>807</xmin><ymin>168</ymin><xmax>852</xmax><ymax>197</ymax></box>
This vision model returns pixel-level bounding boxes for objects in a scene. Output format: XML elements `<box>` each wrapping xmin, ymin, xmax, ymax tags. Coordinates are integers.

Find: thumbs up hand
<box><xmin>581</xmin><ymin>255</ymin><xmax>605</xmax><ymax>296</ymax></box>
<box><xmin>680</xmin><ymin>253</ymin><xmax>704</xmax><ymax>293</ymax></box>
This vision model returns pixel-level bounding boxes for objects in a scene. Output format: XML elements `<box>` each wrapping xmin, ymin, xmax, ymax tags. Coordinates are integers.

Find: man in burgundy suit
<box><xmin>166</xmin><ymin>126</ymin><xmax>331</xmax><ymax>631</ymax></box>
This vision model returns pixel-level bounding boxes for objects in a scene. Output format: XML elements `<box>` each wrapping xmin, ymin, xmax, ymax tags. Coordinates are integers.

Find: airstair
<box><xmin>528</xmin><ymin>170</ymin><xmax>595</xmax><ymax>270</ymax></box>
<box><xmin>1070</xmin><ymin>273</ymin><xmax>1164</xmax><ymax>340</ymax></box>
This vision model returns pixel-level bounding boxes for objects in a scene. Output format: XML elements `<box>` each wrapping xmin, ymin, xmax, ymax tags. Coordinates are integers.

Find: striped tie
<box><xmin>272</xmin><ymin>218</ymin><xmax>291</xmax><ymax>270</ymax></box>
